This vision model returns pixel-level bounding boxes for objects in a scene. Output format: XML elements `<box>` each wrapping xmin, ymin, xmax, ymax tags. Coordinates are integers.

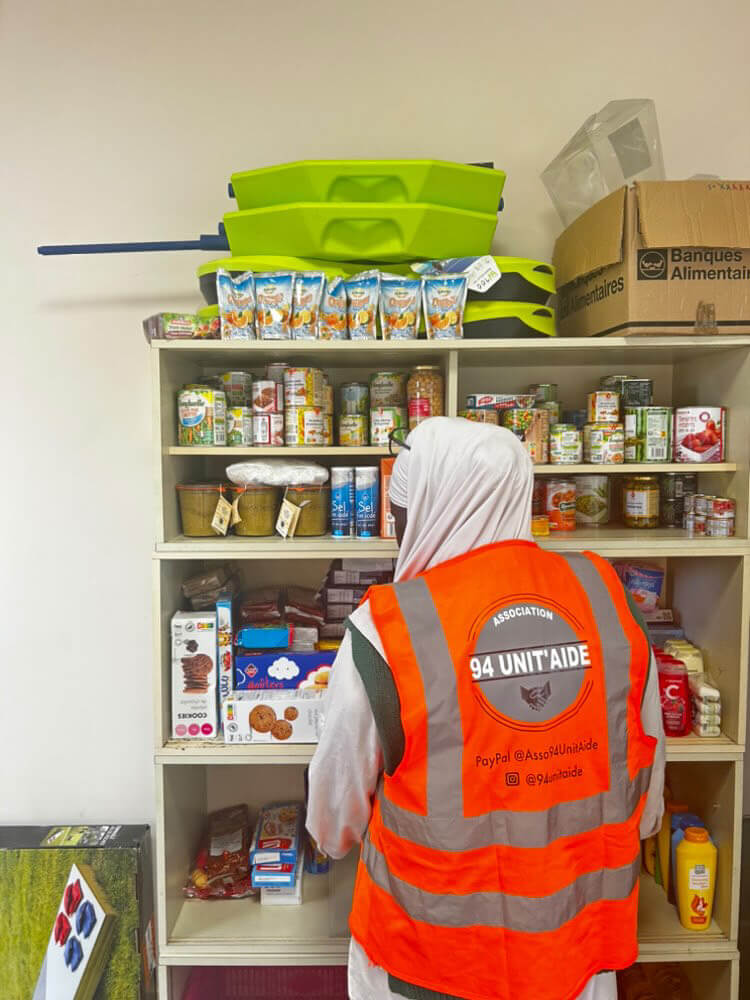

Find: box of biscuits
<box><xmin>234</xmin><ymin>651</ymin><xmax>333</xmax><ymax>692</ymax></box>
<box><xmin>171</xmin><ymin>611</ymin><xmax>218</xmax><ymax>739</ymax></box>
<box><xmin>222</xmin><ymin>691</ymin><xmax>324</xmax><ymax>744</ymax></box>
<box><xmin>249</xmin><ymin>802</ymin><xmax>303</xmax><ymax>865</ymax></box>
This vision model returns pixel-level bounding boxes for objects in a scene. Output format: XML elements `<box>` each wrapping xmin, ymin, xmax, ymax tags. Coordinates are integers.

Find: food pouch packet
<box><xmin>256</xmin><ymin>271</ymin><xmax>294</xmax><ymax>340</ymax></box>
<box><xmin>291</xmin><ymin>272</ymin><xmax>325</xmax><ymax>340</ymax></box>
<box><xmin>379</xmin><ymin>275</ymin><xmax>422</xmax><ymax>340</ymax></box>
<box><xmin>346</xmin><ymin>270</ymin><xmax>380</xmax><ymax>340</ymax></box>
<box><xmin>217</xmin><ymin>270</ymin><xmax>256</xmax><ymax>341</ymax></box>
<box><xmin>318</xmin><ymin>277</ymin><xmax>348</xmax><ymax>340</ymax></box>
<box><xmin>423</xmin><ymin>273</ymin><xmax>468</xmax><ymax>339</ymax></box>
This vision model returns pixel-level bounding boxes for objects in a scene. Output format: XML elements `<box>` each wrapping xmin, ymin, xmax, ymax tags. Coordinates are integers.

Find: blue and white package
<box><xmin>423</xmin><ymin>273</ymin><xmax>468</xmax><ymax>340</ymax></box>
<box><xmin>217</xmin><ymin>269</ymin><xmax>255</xmax><ymax>340</ymax></box>
<box><xmin>255</xmin><ymin>271</ymin><xmax>294</xmax><ymax>340</ymax></box>
<box><xmin>319</xmin><ymin>276</ymin><xmax>347</xmax><ymax>340</ymax></box>
<box><xmin>291</xmin><ymin>271</ymin><xmax>325</xmax><ymax>340</ymax></box>
<box><xmin>331</xmin><ymin>466</ymin><xmax>355</xmax><ymax>537</ymax></box>
<box><xmin>345</xmin><ymin>270</ymin><xmax>380</xmax><ymax>340</ymax></box>
<box><xmin>355</xmin><ymin>466</ymin><xmax>379</xmax><ymax>538</ymax></box>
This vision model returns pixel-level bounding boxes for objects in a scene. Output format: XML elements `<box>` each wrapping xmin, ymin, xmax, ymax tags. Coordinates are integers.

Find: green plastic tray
<box><xmin>230</xmin><ymin>160</ymin><xmax>505</xmax><ymax>214</ymax></box>
<box><xmin>223</xmin><ymin>203</ymin><xmax>498</xmax><ymax>263</ymax></box>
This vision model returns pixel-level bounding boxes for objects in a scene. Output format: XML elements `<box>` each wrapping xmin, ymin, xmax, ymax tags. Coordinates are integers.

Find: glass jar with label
<box><xmin>624</xmin><ymin>475</ymin><xmax>660</xmax><ymax>529</ymax></box>
<box><xmin>407</xmin><ymin>366</ymin><xmax>444</xmax><ymax>429</ymax></box>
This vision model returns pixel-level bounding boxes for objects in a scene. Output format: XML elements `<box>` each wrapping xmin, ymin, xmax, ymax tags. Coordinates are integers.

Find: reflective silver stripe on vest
<box><xmin>362</xmin><ymin>835</ymin><xmax>640</xmax><ymax>933</ymax></box>
<box><xmin>380</xmin><ymin>553</ymin><xmax>652</xmax><ymax>850</ymax></box>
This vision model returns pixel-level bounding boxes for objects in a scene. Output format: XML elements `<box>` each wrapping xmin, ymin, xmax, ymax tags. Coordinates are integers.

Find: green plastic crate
<box><xmin>223</xmin><ymin>203</ymin><xmax>498</xmax><ymax>263</ymax></box>
<box><xmin>230</xmin><ymin>159</ymin><xmax>505</xmax><ymax>214</ymax></box>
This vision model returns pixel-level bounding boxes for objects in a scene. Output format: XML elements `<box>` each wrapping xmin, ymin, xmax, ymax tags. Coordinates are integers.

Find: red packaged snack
<box><xmin>184</xmin><ymin>804</ymin><xmax>255</xmax><ymax>900</ymax></box>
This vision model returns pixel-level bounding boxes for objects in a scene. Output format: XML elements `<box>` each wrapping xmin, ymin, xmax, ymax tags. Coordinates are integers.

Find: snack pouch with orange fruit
<box><xmin>346</xmin><ymin>270</ymin><xmax>381</xmax><ymax>340</ymax></box>
<box><xmin>256</xmin><ymin>271</ymin><xmax>294</xmax><ymax>340</ymax></box>
<box><xmin>379</xmin><ymin>274</ymin><xmax>422</xmax><ymax>340</ymax></box>
<box><xmin>318</xmin><ymin>276</ymin><xmax>347</xmax><ymax>340</ymax></box>
<box><xmin>423</xmin><ymin>273</ymin><xmax>468</xmax><ymax>339</ymax></box>
<box><xmin>291</xmin><ymin>272</ymin><xmax>325</xmax><ymax>340</ymax></box>
<box><xmin>217</xmin><ymin>269</ymin><xmax>256</xmax><ymax>341</ymax></box>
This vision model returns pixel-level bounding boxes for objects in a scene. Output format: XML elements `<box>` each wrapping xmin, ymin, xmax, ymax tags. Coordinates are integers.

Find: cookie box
<box><xmin>251</xmin><ymin>861</ymin><xmax>297</xmax><ymax>888</ymax></box>
<box><xmin>234</xmin><ymin>651</ymin><xmax>333</xmax><ymax>691</ymax></box>
<box><xmin>222</xmin><ymin>691</ymin><xmax>325</xmax><ymax>744</ymax></box>
<box><xmin>249</xmin><ymin>802</ymin><xmax>303</xmax><ymax>865</ymax></box>
<box><xmin>260</xmin><ymin>855</ymin><xmax>304</xmax><ymax>906</ymax></box>
<box><xmin>171</xmin><ymin>611</ymin><xmax>218</xmax><ymax>740</ymax></box>
<box><xmin>235</xmin><ymin>624</ymin><xmax>293</xmax><ymax>651</ymax></box>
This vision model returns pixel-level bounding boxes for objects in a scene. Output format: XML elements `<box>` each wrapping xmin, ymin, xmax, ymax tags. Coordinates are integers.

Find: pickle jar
<box><xmin>407</xmin><ymin>365</ymin><xmax>444</xmax><ymax>429</ymax></box>
<box><xmin>623</xmin><ymin>475</ymin><xmax>660</xmax><ymax>529</ymax></box>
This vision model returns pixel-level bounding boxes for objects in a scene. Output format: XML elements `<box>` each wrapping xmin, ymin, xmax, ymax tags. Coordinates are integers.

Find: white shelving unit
<box><xmin>152</xmin><ymin>336</ymin><xmax>749</xmax><ymax>999</ymax></box>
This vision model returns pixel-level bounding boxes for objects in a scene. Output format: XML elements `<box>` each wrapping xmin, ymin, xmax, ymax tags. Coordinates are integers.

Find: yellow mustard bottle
<box><xmin>657</xmin><ymin>801</ymin><xmax>688</xmax><ymax>894</ymax></box>
<box><xmin>676</xmin><ymin>827</ymin><xmax>717</xmax><ymax>931</ymax></box>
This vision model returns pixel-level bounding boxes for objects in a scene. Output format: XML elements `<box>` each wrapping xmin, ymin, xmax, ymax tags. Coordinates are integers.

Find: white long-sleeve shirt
<box><xmin>308</xmin><ymin>601</ymin><xmax>666</xmax><ymax>1000</ymax></box>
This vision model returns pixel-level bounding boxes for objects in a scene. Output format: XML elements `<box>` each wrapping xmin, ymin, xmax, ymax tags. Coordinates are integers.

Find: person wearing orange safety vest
<box><xmin>307</xmin><ymin>417</ymin><xmax>665</xmax><ymax>1000</ymax></box>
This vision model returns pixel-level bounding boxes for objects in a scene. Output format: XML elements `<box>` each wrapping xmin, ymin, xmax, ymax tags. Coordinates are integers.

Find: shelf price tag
<box><xmin>211</xmin><ymin>496</ymin><xmax>233</xmax><ymax>536</ymax></box>
<box><xmin>276</xmin><ymin>498</ymin><xmax>302</xmax><ymax>538</ymax></box>
<box><xmin>465</xmin><ymin>255</ymin><xmax>502</xmax><ymax>294</ymax></box>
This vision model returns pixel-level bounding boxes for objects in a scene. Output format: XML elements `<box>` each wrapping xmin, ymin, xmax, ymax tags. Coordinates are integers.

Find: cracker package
<box><xmin>222</xmin><ymin>691</ymin><xmax>324</xmax><ymax>744</ymax></box>
<box><xmin>217</xmin><ymin>270</ymin><xmax>256</xmax><ymax>340</ymax></box>
<box><xmin>256</xmin><ymin>272</ymin><xmax>294</xmax><ymax>340</ymax></box>
<box><xmin>318</xmin><ymin>276</ymin><xmax>347</xmax><ymax>340</ymax></box>
<box><xmin>345</xmin><ymin>270</ymin><xmax>380</xmax><ymax>340</ymax></box>
<box><xmin>249</xmin><ymin>802</ymin><xmax>303</xmax><ymax>865</ymax></box>
<box><xmin>291</xmin><ymin>272</ymin><xmax>325</xmax><ymax>340</ymax></box>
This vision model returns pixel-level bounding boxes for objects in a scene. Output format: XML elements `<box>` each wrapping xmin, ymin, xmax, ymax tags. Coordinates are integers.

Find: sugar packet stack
<box><xmin>689</xmin><ymin>673</ymin><xmax>721</xmax><ymax>737</ymax></box>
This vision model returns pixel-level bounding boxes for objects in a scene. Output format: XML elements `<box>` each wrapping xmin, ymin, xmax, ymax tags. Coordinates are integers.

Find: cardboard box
<box><xmin>222</xmin><ymin>691</ymin><xmax>325</xmax><ymax>744</ymax></box>
<box><xmin>234</xmin><ymin>651</ymin><xmax>333</xmax><ymax>691</ymax></box>
<box><xmin>380</xmin><ymin>458</ymin><xmax>396</xmax><ymax>538</ymax></box>
<box><xmin>260</xmin><ymin>856</ymin><xmax>304</xmax><ymax>906</ymax></box>
<box><xmin>553</xmin><ymin>181</ymin><xmax>750</xmax><ymax>337</ymax></box>
<box><xmin>216</xmin><ymin>594</ymin><xmax>235</xmax><ymax>705</ymax></box>
<box><xmin>0</xmin><ymin>825</ymin><xmax>155</xmax><ymax>1000</ymax></box>
<box><xmin>249</xmin><ymin>803</ymin><xmax>303</xmax><ymax>865</ymax></box>
<box><xmin>171</xmin><ymin>611</ymin><xmax>218</xmax><ymax>739</ymax></box>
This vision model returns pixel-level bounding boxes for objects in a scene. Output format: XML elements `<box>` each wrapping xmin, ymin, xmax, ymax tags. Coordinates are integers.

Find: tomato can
<box><xmin>711</xmin><ymin>497</ymin><xmax>736</xmax><ymax>519</ymax></box>
<box><xmin>502</xmin><ymin>408</ymin><xmax>550</xmax><ymax>464</ymax></box>
<box><xmin>338</xmin><ymin>415</ymin><xmax>369</xmax><ymax>447</ymax></box>
<box><xmin>546</xmin><ymin>479</ymin><xmax>576</xmax><ymax>532</ymax></box>
<box><xmin>285</xmin><ymin>406</ymin><xmax>325</xmax><ymax>445</ymax></box>
<box><xmin>252</xmin><ymin>412</ymin><xmax>284</xmax><ymax>447</ymax></box>
<box><xmin>706</xmin><ymin>514</ymin><xmax>735</xmax><ymax>537</ymax></box>
<box><xmin>284</xmin><ymin>367</ymin><xmax>326</xmax><ymax>409</ymax></box>
<box><xmin>574</xmin><ymin>475</ymin><xmax>610</xmax><ymax>525</ymax></box>
<box><xmin>587</xmin><ymin>391</ymin><xmax>620</xmax><ymax>424</ymax></box>
<box><xmin>583</xmin><ymin>423</ymin><xmax>625</xmax><ymax>464</ymax></box>
<box><xmin>685</xmin><ymin>513</ymin><xmax>707</xmax><ymax>536</ymax></box>
<box><xmin>673</xmin><ymin>407</ymin><xmax>726</xmax><ymax>463</ymax></box>
<box><xmin>624</xmin><ymin>406</ymin><xmax>672</xmax><ymax>463</ymax></box>
<box><xmin>459</xmin><ymin>408</ymin><xmax>499</xmax><ymax>425</ymax></box>
<box><xmin>370</xmin><ymin>372</ymin><xmax>407</xmax><ymax>408</ymax></box>
<box><xmin>370</xmin><ymin>407</ymin><xmax>407</xmax><ymax>446</ymax></box>
<box><xmin>550</xmin><ymin>424</ymin><xmax>582</xmax><ymax>464</ymax></box>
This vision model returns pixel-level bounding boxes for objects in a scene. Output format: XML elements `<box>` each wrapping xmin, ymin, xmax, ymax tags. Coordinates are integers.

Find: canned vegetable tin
<box><xmin>331</xmin><ymin>467</ymin><xmax>355</xmax><ymax>537</ymax></box>
<box><xmin>252</xmin><ymin>412</ymin><xmax>284</xmax><ymax>447</ymax></box>
<box><xmin>624</xmin><ymin>407</ymin><xmax>672</xmax><ymax>463</ymax></box>
<box><xmin>284</xmin><ymin>367</ymin><xmax>326</xmax><ymax>409</ymax></box>
<box><xmin>601</xmin><ymin>375</ymin><xmax>653</xmax><ymax>409</ymax></box>
<box><xmin>370</xmin><ymin>407</ymin><xmax>407</xmax><ymax>445</ymax></box>
<box><xmin>583</xmin><ymin>423</ymin><xmax>624</xmax><ymax>464</ymax></box>
<box><xmin>502</xmin><ymin>409</ymin><xmax>550</xmax><ymax>464</ymax></box>
<box><xmin>574</xmin><ymin>475</ymin><xmax>610</xmax><ymax>525</ymax></box>
<box><xmin>587</xmin><ymin>391</ymin><xmax>620</xmax><ymax>424</ymax></box>
<box><xmin>624</xmin><ymin>475</ymin><xmax>660</xmax><ymax>528</ymax></box>
<box><xmin>285</xmin><ymin>406</ymin><xmax>326</xmax><ymax>446</ymax></box>
<box><xmin>219</xmin><ymin>371</ymin><xmax>253</xmax><ymax>407</ymax></box>
<box><xmin>178</xmin><ymin>387</ymin><xmax>226</xmax><ymax>446</ymax></box>
<box><xmin>340</xmin><ymin>382</ymin><xmax>370</xmax><ymax>415</ymax></box>
<box><xmin>226</xmin><ymin>406</ymin><xmax>253</xmax><ymax>446</ymax></box>
<box><xmin>370</xmin><ymin>372</ymin><xmax>407</xmax><ymax>408</ymax></box>
<box><xmin>338</xmin><ymin>415</ymin><xmax>369</xmax><ymax>447</ymax></box>
<box><xmin>550</xmin><ymin>424</ymin><xmax>583</xmax><ymax>465</ymax></box>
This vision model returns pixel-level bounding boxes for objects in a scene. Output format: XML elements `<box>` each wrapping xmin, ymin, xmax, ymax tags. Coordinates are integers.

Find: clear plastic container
<box><xmin>176</xmin><ymin>483</ymin><xmax>227</xmax><ymax>537</ymax></box>
<box><xmin>285</xmin><ymin>486</ymin><xmax>330</xmax><ymax>537</ymax></box>
<box><xmin>233</xmin><ymin>486</ymin><xmax>281</xmax><ymax>537</ymax></box>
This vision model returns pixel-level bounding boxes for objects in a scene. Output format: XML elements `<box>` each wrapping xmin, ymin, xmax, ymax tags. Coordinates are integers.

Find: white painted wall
<box><xmin>3</xmin><ymin>0</ymin><xmax>750</xmax><ymax>824</ymax></box>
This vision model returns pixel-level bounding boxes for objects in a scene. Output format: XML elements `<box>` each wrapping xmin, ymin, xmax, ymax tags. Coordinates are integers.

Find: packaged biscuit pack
<box><xmin>222</xmin><ymin>690</ymin><xmax>325</xmax><ymax>744</ymax></box>
<box><xmin>249</xmin><ymin>802</ymin><xmax>303</xmax><ymax>865</ymax></box>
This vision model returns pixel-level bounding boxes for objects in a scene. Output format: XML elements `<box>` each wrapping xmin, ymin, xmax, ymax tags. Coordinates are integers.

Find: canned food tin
<box><xmin>529</xmin><ymin>383</ymin><xmax>558</xmax><ymax>403</ymax></box>
<box><xmin>661</xmin><ymin>472</ymin><xmax>698</xmax><ymax>501</ymax></box>
<box><xmin>673</xmin><ymin>406</ymin><xmax>726</xmax><ymax>463</ymax></box>
<box><xmin>322</xmin><ymin>414</ymin><xmax>333</xmax><ymax>446</ymax></box>
<box><xmin>339</xmin><ymin>415</ymin><xmax>368</xmax><ymax>447</ymax></box>
<box><xmin>340</xmin><ymin>382</ymin><xmax>370</xmax><ymax>416</ymax></box>
<box><xmin>624</xmin><ymin>475</ymin><xmax>660</xmax><ymax>528</ymax></box>
<box><xmin>660</xmin><ymin>497</ymin><xmax>684</xmax><ymax>528</ymax></box>
<box><xmin>546</xmin><ymin>479</ymin><xmax>576</xmax><ymax>532</ymax></box>
<box><xmin>550</xmin><ymin>424</ymin><xmax>583</xmax><ymax>464</ymax></box>
<box><xmin>355</xmin><ymin>467</ymin><xmax>379</xmax><ymax>538</ymax></box>
<box><xmin>683</xmin><ymin>493</ymin><xmax>696</xmax><ymax>515</ymax></box>
<box><xmin>563</xmin><ymin>409</ymin><xmax>587</xmax><ymax>431</ymax></box>
<box><xmin>218</xmin><ymin>371</ymin><xmax>253</xmax><ymax>407</ymax></box>
<box><xmin>284</xmin><ymin>367</ymin><xmax>326</xmax><ymax>409</ymax></box>
<box><xmin>178</xmin><ymin>387</ymin><xmax>226</xmax><ymax>446</ymax></box>
<box><xmin>370</xmin><ymin>372</ymin><xmax>407</xmax><ymax>408</ymax></box>
<box><xmin>624</xmin><ymin>406</ymin><xmax>672</xmax><ymax>463</ymax></box>
<box><xmin>266</xmin><ymin>362</ymin><xmax>289</xmax><ymax>384</ymax></box>
<box><xmin>226</xmin><ymin>406</ymin><xmax>253</xmax><ymax>446</ymax></box>
<box><xmin>253</xmin><ymin>380</ymin><xmax>279</xmax><ymax>413</ymax></box>
<box><xmin>322</xmin><ymin>384</ymin><xmax>334</xmax><ymax>415</ymax></box>
<box><xmin>575</xmin><ymin>475</ymin><xmax>610</xmax><ymax>525</ymax></box>
<box><xmin>285</xmin><ymin>406</ymin><xmax>325</xmax><ymax>446</ymax></box>
<box><xmin>502</xmin><ymin>408</ymin><xmax>550</xmax><ymax>464</ymax></box>
<box><xmin>587</xmin><ymin>391</ymin><xmax>620</xmax><ymax>424</ymax></box>
<box><xmin>601</xmin><ymin>375</ymin><xmax>653</xmax><ymax>408</ymax></box>
<box><xmin>583</xmin><ymin>423</ymin><xmax>625</xmax><ymax>464</ymax></box>
<box><xmin>538</xmin><ymin>400</ymin><xmax>560</xmax><ymax>426</ymax></box>
<box><xmin>331</xmin><ymin>467</ymin><xmax>355</xmax><ymax>538</ymax></box>
<box><xmin>252</xmin><ymin>412</ymin><xmax>284</xmax><ymax>447</ymax></box>
<box><xmin>459</xmin><ymin>408</ymin><xmax>499</xmax><ymax>425</ymax></box>
<box><xmin>370</xmin><ymin>407</ymin><xmax>407</xmax><ymax>445</ymax></box>
<box><xmin>465</xmin><ymin>393</ymin><xmax>536</xmax><ymax>411</ymax></box>
<box><xmin>694</xmin><ymin>494</ymin><xmax>713</xmax><ymax>516</ymax></box>
<box><xmin>707</xmin><ymin>515</ymin><xmax>735</xmax><ymax>537</ymax></box>
<box><xmin>711</xmin><ymin>497</ymin><xmax>736</xmax><ymax>519</ymax></box>
<box><xmin>685</xmin><ymin>513</ymin><xmax>707</xmax><ymax>536</ymax></box>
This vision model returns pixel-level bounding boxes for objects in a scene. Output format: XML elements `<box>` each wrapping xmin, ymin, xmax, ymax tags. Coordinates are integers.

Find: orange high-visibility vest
<box><xmin>350</xmin><ymin>541</ymin><xmax>656</xmax><ymax>1000</ymax></box>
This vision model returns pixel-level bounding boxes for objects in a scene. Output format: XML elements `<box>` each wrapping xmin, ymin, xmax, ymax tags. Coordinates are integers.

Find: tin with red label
<box><xmin>685</xmin><ymin>513</ymin><xmax>707</xmax><ymax>536</ymax></box>
<box><xmin>706</xmin><ymin>515</ymin><xmax>735</xmax><ymax>537</ymax></box>
<box><xmin>711</xmin><ymin>497</ymin><xmax>736</xmax><ymax>519</ymax></box>
<box><xmin>673</xmin><ymin>407</ymin><xmax>726</xmax><ymax>463</ymax></box>
<box><xmin>546</xmin><ymin>479</ymin><xmax>576</xmax><ymax>532</ymax></box>
<box><xmin>253</xmin><ymin>412</ymin><xmax>284</xmax><ymax>447</ymax></box>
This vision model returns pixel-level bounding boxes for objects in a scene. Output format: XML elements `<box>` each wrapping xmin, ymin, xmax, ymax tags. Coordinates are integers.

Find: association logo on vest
<box><xmin>470</xmin><ymin>602</ymin><xmax>592</xmax><ymax>723</ymax></box>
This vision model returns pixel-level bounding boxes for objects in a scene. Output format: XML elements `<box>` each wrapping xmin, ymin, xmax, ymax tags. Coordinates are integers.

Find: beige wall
<box><xmin>3</xmin><ymin>0</ymin><xmax>750</xmax><ymax>823</ymax></box>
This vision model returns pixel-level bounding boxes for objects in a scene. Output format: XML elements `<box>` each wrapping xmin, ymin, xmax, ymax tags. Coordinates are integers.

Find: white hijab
<box><xmin>389</xmin><ymin>416</ymin><xmax>534</xmax><ymax>581</ymax></box>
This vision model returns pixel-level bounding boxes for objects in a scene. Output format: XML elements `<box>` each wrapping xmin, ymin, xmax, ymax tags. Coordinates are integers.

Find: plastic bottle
<box><xmin>676</xmin><ymin>827</ymin><xmax>717</xmax><ymax>931</ymax></box>
<box><xmin>657</xmin><ymin>802</ymin><xmax>688</xmax><ymax>895</ymax></box>
<box><xmin>670</xmin><ymin>813</ymin><xmax>706</xmax><ymax>904</ymax></box>
<box><xmin>656</xmin><ymin>658</ymin><xmax>691</xmax><ymax>737</ymax></box>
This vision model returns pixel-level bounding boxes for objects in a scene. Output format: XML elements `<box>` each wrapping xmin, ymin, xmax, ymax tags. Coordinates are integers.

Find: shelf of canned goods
<box><xmin>152</xmin><ymin>334</ymin><xmax>749</xmax><ymax>996</ymax></box>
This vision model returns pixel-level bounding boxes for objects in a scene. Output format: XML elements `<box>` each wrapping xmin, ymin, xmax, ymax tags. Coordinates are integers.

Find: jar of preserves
<box><xmin>624</xmin><ymin>475</ymin><xmax>660</xmax><ymax>529</ymax></box>
<box><xmin>407</xmin><ymin>365</ymin><xmax>444</xmax><ymax>429</ymax></box>
<box><xmin>232</xmin><ymin>486</ymin><xmax>282</xmax><ymax>537</ymax></box>
<box><xmin>284</xmin><ymin>485</ymin><xmax>330</xmax><ymax>536</ymax></box>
